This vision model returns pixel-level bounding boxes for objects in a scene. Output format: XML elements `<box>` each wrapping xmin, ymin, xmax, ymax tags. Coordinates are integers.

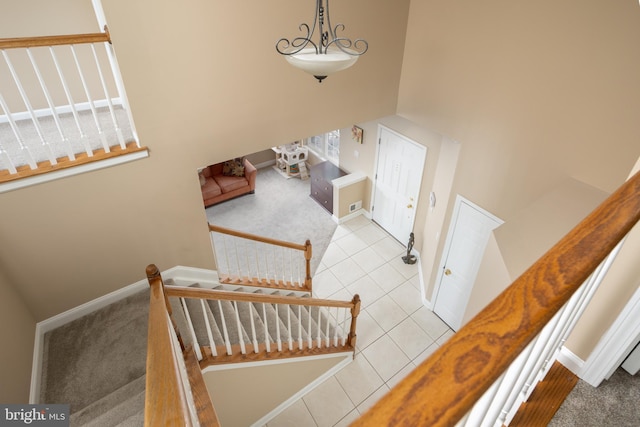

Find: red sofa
<box><xmin>199</xmin><ymin>158</ymin><xmax>257</xmax><ymax>207</ymax></box>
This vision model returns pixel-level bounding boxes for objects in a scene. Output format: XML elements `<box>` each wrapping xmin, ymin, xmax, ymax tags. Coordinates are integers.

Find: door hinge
<box><xmin>371</xmin><ymin>205</ymin><xmax>375</xmax><ymax>211</ymax></box>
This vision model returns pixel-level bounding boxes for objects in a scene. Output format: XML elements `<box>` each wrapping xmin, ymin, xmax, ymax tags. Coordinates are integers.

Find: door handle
<box><xmin>444</xmin><ymin>268</ymin><xmax>452</xmax><ymax>276</ymax></box>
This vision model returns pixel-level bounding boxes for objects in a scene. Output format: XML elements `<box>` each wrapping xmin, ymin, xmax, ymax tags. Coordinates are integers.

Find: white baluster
<box><xmin>275</xmin><ymin>304</ymin><xmax>282</xmax><ymax>352</ymax></box>
<box><xmin>233</xmin><ymin>239</ymin><xmax>241</xmax><ymax>280</ymax></box>
<box><xmin>248</xmin><ymin>303</ymin><xmax>259</xmax><ymax>353</ymax></box>
<box><xmin>200</xmin><ymin>299</ymin><xmax>217</xmax><ymax>357</ymax></box>
<box><xmin>222</xmin><ymin>235</ymin><xmax>231</xmax><ymax>278</ymax></box>
<box><xmin>325</xmin><ymin>308</ymin><xmax>331</xmax><ymax>347</ymax></box>
<box><xmin>307</xmin><ymin>304</ymin><xmax>313</xmax><ymax>349</ymax></box>
<box><xmin>287</xmin><ymin>305</ymin><xmax>293</xmax><ymax>350</ymax></box>
<box><xmin>289</xmin><ymin>249</ymin><xmax>294</xmax><ymax>286</ymax></box>
<box><xmin>500</xmin><ymin>334</ymin><xmax>549</xmax><ymax>425</ymax></box>
<box><xmin>254</xmin><ymin>242</ymin><xmax>261</xmax><ymax>284</ymax></box>
<box><xmin>297</xmin><ymin>305</ymin><xmax>303</xmax><ymax>349</ymax></box>
<box><xmin>233</xmin><ymin>301</ymin><xmax>246</xmax><ymax>354</ymax></box>
<box><xmin>180</xmin><ymin>298</ymin><xmax>203</xmax><ymax>360</ymax></box>
<box><xmin>262</xmin><ymin>303</ymin><xmax>271</xmax><ymax>353</ymax></box>
<box><xmin>90</xmin><ymin>44</ymin><xmax>125</xmax><ymax>148</ymax></box>
<box><xmin>296</xmin><ymin>252</ymin><xmax>301</xmax><ymax>288</ymax></box>
<box><xmin>282</xmin><ymin>247</ymin><xmax>286</xmax><ymax>285</ymax></box>
<box><xmin>0</xmin><ymin>93</ymin><xmax>33</xmax><ymax>171</ymax></box>
<box><xmin>334</xmin><ymin>307</ymin><xmax>340</xmax><ymax>347</ymax></box>
<box><xmin>217</xmin><ymin>300</ymin><xmax>232</xmax><ymax>355</ymax></box>
<box><xmin>2</xmin><ymin>50</ymin><xmax>57</xmax><ymax>165</ymax></box>
<box><xmin>519</xmin><ymin>306</ymin><xmax>567</xmax><ymax>401</ymax></box>
<box><xmin>272</xmin><ymin>246</ymin><xmax>278</xmax><ymax>284</ymax></box>
<box><xmin>245</xmin><ymin>242</ymin><xmax>251</xmax><ymax>282</ymax></box>
<box><xmin>49</xmin><ymin>47</ymin><xmax>93</xmax><ymax>156</ymax></box>
<box><xmin>70</xmin><ymin>45</ymin><xmax>109</xmax><ymax>152</ymax></box>
<box><xmin>462</xmin><ymin>374</ymin><xmax>506</xmax><ymax>427</ymax></box>
<box><xmin>316</xmin><ymin>307</ymin><xmax>322</xmax><ymax>348</ymax></box>
<box><xmin>479</xmin><ymin>346</ymin><xmax>532</xmax><ymax>427</ymax></box>
<box><xmin>26</xmin><ymin>48</ymin><xmax>76</xmax><ymax>161</ymax></box>
<box><xmin>341</xmin><ymin>308</ymin><xmax>348</xmax><ymax>346</ymax></box>
<box><xmin>496</xmin><ymin>339</ymin><xmax>539</xmax><ymax>425</ymax></box>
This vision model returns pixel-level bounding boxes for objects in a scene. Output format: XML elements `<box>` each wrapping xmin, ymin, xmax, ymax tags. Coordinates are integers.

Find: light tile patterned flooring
<box><xmin>266</xmin><ymin>215</ymin><xmax>453</xmax><ymax>427</ymax></box>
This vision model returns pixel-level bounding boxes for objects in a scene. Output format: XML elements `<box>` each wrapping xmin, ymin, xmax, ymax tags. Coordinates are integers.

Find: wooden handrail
<box><xmin>354</xmin><ymin>170</ymin><xmax>640</xmax><ymax>426</ymax></box>
<box><xmin>0</xmin><ymin>26</ymin><xmax>111</xmax><ymax>49</ymax></box>
<box><xmin>208</xmin><ymin>223</ymin><xmax>308</xmax><ymax>252</ymax></box>
<box><xmin>145</xmin><ymin>265</ymin><xmax>193</xmax><ymax>426</ymax></box>
<box><xmin>164</xmin><ymin>284</ymin><xmax>356</xmax><ymax>309</ymax></box>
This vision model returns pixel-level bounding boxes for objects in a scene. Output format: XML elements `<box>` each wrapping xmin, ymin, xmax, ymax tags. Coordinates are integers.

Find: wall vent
<box><xmin>349</xmin><ymin>201</ymin><xmax>362</xmax><ymax>212</ymax></box>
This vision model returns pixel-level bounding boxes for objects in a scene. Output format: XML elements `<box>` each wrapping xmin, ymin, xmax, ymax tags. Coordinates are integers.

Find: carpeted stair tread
<box><xmin>70</xmin><ymin>374</ymin><xmax>145</xmax><ymax>426</ymax></box>
<box><xmin>168</xmin><ymin>297</ymin><xmax>194</xmax><ymax>349</ymax></box>
<box><xmin>208</xmin><ymin>298</ymin><xmax>251</xmax><ymax>345</ymax></box>
<box><xmin>116</xmin><ymin>409</ymin><xmax>145</xmax><ymax>427</ymax></box>
<box><xmin>236</xmin><ymin>300</ymin><xmax>271</xmax><ymax>348</ymax></box>
<box><xmin>251</xmin><ymin>290</ymin><xmax>291</xmax><ymax>345</ymax></box>
<box><xmin>183</xmin><ymin>290</ymin><xmax>224</xmax><ymax>348</ymax></box>
<box><xmin>40</xmin><ymin>289</ymin><xmax>149</xmax><ymax>412</ymax></box>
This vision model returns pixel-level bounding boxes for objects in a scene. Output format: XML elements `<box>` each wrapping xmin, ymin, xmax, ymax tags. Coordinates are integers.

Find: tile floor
<box><xmin>266</xmin><ymin>215</ymin><xmax>454</xmax><ymax>427</ymax></box>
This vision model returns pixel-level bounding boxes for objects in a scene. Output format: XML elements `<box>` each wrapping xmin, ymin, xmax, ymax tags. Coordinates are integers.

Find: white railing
<box><xmin>208</xmin><ymin>223</ymin><xmax>313</xmax><ymax>292</ymax></box>
<box><xmin>164</xmin><ymin>284</ymin><xmax>359</xmax><ymax>364</ymax></box>
<box><xmin>455</xmin><ymin>239</ymin><xmax>623</xmax><ymax>427</ymax></box>
<box><xmin>0</xmin><ymin>28</ymin><xmax>139</xmax><ymax>177</ymax></box>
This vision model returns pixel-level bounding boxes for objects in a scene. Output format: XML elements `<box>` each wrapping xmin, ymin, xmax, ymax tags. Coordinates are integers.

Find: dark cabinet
<box><xmin>310</xmin><ymin>161</ymin><xmax>346</xmax><ymax>214</ymax></box>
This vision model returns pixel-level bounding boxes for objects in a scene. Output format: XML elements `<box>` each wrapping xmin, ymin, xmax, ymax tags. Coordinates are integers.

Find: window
<box><xmin>306</xmin><ymin>129</ymin><xmax>340</xmax><ymax>165</ymax></box>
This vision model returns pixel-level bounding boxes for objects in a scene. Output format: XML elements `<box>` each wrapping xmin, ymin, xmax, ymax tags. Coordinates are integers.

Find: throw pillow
<box><xmin>222</xmin><ymin>158</ymin><xmax>245</xmax><ymax>177</ymax></box>
<box><xmin>198</xmin><ymin>171</ymin><xmax>206</xmax><ymax>186</ymax></box>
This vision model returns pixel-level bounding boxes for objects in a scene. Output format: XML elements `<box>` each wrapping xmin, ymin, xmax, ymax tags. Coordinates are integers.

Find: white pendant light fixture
<box><xmin>276</xmin><ymin>0</ymin><xmax>368</xmax><ymax>82</ymax></box>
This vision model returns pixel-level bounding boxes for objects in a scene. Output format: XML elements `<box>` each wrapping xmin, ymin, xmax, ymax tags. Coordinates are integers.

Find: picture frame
<box><xmin>351</xmin><ymin>125</ymin><xmax>363</xmax><ymax>144</ymax></box>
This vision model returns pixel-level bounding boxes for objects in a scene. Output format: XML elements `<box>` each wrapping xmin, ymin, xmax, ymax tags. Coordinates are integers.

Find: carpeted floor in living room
<box><xmin>205</xmin><ymin>165</ymin><xmax>337</xmax><ymax>276</ymax></box>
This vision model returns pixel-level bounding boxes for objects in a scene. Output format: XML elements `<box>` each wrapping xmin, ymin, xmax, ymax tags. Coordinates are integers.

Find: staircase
<box><xmin>145</xmin><ymin>264</ymin><xmax>360</xmax><ymax>426</ymax></box>
<box><xmin>168</xmin><ymin>282</ymin><xmax>357</xmax><ymax>370</ymax></box>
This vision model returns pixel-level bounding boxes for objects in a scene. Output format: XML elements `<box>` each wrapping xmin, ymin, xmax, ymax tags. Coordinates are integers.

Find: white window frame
<box><xmin>306</xmin><ymin>129</ymin><xmax>340</xmax><ymax>166</ymax></box>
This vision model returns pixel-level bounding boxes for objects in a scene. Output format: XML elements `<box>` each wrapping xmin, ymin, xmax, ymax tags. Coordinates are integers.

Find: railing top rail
<box><xmin>164</xmin><ymin>284</ymin><xmax>355</xmax><ymax>309</ymax></box>
<box><xmin>145</xmin><ymin>268</ymin><xmax>193</xmax><ymax>426</ymax></box>
<box><xmin>209</xmin><ymin>223</ymin><xmax>308</xmax><ymax>252</ymax></box>
<box><xmin>354</xmin><ymin>170</ymin><xmax>640</xmax><ymax>427</ymax></box>
<box><xmin>0</xmin><ymin>27</ymin><xmax>111</xmax><ymax>50</ymax></box>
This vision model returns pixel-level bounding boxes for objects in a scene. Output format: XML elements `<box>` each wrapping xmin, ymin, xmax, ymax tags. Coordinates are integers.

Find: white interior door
<box><xmin>372</xmin><ymin>126</ymin><xmax>427</xmax><ymax>244</ymax></box>
<box><xmin>434</xmin><ymin>197</ymin><xmax>503</xmax><ymax>330</ymax></box>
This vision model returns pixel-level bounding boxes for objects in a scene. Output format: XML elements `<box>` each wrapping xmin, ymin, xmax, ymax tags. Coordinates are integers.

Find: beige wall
<box><xmin>565</xmin><ymin>162</ymin><xmax>640</xmax><ymax>360</ymax></box>
<box><xmin>398</xmin><ymin>0</ymin><xmax>640</xmax><ymax>358</ymax></box>
<box><xmin>203</xmin><ymin>356</ymin><xmax>345</xmax><ymax>426</ymax></box>
<box><xmin>0</xmin><ymin>270</ymin><xmax>36</xmax><ymax>403</ymax></box>
<box><xmin>335</xmin><ymin>177</ymin><xmax>366</xmax><ymax>219</ymax></box>
<box><xmin>0</xmin><ymin>0</ymin><xmax>409</xmax><ymax>322</ymax></box>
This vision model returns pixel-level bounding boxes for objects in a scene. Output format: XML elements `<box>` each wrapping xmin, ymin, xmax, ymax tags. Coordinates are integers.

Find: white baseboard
<box><xmin>333</xmin><ymin>209</ymin><xmax>370</xmax><ymax>224</ymax></box>
<box><xmin>29</xmin><ymin>265</ymin><xmax>218</xmax><ymax>403</ymax></box>
<box><xmin>249</xmin><ymin>353</ymin><xmax>353</xmax><ymax>427</ymax></box>
<box><xmin>557</xmin><ymin>346</ymin><xmax>585</xmax><ymax>377</ymax></box>
<box><xmin>254</xmin><ymin>159</ymin><xmax>277</xmax><ymax>170</ymax></box>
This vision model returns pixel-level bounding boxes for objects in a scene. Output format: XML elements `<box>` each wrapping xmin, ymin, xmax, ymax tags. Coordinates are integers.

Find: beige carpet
<box><xmin>205</xmin><ymin>165</ymin><xmax>337</xmax><ymax>276</ymax></box>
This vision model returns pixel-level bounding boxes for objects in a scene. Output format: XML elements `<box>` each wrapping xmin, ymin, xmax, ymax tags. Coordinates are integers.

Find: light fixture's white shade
<box><xmin>285</xmin><ymin>47</ymin><xmax>359</xmax><ymax>79</ymax></box>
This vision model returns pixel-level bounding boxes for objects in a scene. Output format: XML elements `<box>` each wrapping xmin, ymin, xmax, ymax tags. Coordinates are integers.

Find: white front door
<box><xmin>434</xmin><ymin>196</ymin><xmax>503</xmax><ymax>330</ymax></box>
<box><xmin>372</xmin><ymin>126</ymin><xmax>427</xmax><ymax>244</ymax></box>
